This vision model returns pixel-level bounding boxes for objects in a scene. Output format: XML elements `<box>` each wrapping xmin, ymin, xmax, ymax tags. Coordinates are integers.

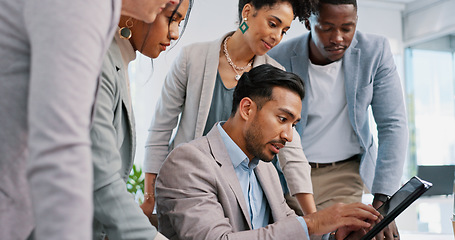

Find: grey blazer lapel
<box><xmin>206</xmin><ymin>127</ymin><xmax>253</xmax><ymax>229</ymax></box>
<box><xmin>121</xmin><ymin>91</ymin><xmax>135</xmax><ymax>161</ymax></box>
<box><xmin>194</xmin><ymin>34</ymin><xmax>230</xmax><ymax>137</ymax></box>
<box><xmin>342</xmin><ymin>35</ymin><xmax>360</xmax><ymax>129</ymax></box>
<box><xmin>111</xmin><ymin>38</ymin><xmax>136</xmax><ymax>164</ymax></box>
<box><xmin>290</xmin><ymin>34</ymin><xmax>311</xmax><ymax>133</ymax></box>
<box><xmin>254</xmin><ymin>163</ymin><xmax>281</xmax><ymax>222</ymax></box>
<box><xmin>290</xmin><ymin>34</ymin><xmax>311</xmax><ymax>81</ymax></box>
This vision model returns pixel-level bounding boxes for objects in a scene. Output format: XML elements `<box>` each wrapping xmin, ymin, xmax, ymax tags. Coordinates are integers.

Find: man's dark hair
<box><xmin>231</xmin><ymin>64</ymin><xmax>305</xmax><ymax>116</ymax></box>
<box><xmin>310</xmin><ymin>0</ymin><xmax>357</xmax><ymax>16</ymax></box>
<box><xmin>238</xmin><ymin>0</ymin><xmax>318</xmax><ymax>23</ymax></box>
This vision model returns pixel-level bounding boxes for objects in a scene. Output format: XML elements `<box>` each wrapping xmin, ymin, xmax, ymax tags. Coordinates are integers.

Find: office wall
<box><xmin>403</xmin><ymin>0</ymin><xmax>455</xmax><ymax>46</ymax></box>
<box><xmin>357</xmin><ymin>1</ymin><xmax>404</xmax><ymax>55</ymax></box>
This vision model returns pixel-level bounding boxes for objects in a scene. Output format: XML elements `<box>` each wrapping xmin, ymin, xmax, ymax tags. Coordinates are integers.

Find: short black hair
<box><xmin>238</xmin><ymin>0</ymin><xmax>318</xmax><ymax>23</ymax></box>
<box><xmin>310</xmin><ymin>0</ymin><xmax>357</xmax><ymax>16</ymax></box>
<box><xmin>231</xmin><ymin>64</ymin><xmax>305</xmax><ymax>117</ymax></box>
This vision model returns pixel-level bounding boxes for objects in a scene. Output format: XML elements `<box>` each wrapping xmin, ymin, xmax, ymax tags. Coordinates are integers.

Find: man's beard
<box><xmin>244</xmin><ymin>122</ymin><xmax>281</xmax><ymax>162</ymax></box>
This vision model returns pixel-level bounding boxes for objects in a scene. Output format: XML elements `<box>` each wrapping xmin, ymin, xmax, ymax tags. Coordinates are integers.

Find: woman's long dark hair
<box><xmin>141</xmin><ymin>0</ymin><xmax>194</xmax><ymax>82</ymax></box>
<box><xmin>140</xmin><ymin>0</ymin><xmax>194</xmax><ymax>53</ymax></box>
<box><xmin>168</xmin><ymin>0</ymin><xmax>194</xmax><ymax>46</ymax></box>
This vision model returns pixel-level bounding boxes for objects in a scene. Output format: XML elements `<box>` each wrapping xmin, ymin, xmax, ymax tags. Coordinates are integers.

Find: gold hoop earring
<box><xmin>119</xmin><ymin>18</ymin><xmax>133</xmax><ymax>39</ymax></box>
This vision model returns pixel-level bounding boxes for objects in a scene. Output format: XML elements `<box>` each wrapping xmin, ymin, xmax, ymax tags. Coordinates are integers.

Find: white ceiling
<box><xmin>360</xmin><ymin>0</ymin><xmax>423</xmax><ymax>11</ymax></box>
<box><xmin>381</xmin><ymin>0</ymin><xmax>417</xmax><ymax>2</ymax></box>
<box><xmin>369</xmin><ymin>0</ymin><xmax>417</xmax><ymax>3</ymax></box>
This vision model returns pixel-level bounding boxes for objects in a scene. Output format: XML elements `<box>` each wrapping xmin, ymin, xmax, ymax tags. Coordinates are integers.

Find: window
<box><xmin>405</xmin><ymin>35</ymin><xmax>455</xmax><ymax>178</ymax></box>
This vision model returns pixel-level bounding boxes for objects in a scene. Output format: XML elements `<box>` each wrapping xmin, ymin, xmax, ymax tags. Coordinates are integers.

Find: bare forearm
<box><xmin>140</xmin><ymin>173</ymin><xmax>157</xmax><ymax>219</ymax></box>
<box><xmin>144</xmin><ymin>173</ymin><xmax>157</xmax><ymax>194</ymax></box>
<box><xmin>295</xmin><ymin>193</ymin><xmax>317</xmax><ymax>215</ymax></box>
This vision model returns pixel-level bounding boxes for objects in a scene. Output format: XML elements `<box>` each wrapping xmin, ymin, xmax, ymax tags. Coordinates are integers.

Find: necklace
<box><xmin>223</xmin><ymin>36</ymin><xmax>253</xmax><ymax>80</ymax></box>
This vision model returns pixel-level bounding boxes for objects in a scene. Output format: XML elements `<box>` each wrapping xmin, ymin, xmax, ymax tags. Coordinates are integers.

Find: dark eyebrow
<box><xmin>278</xmin><ymin>108</ymin><xmax>300</xmax><ymax>122</ymax></box>
<box><xmin>342</xmin><ymin>22</ymin><xmax>356</xmax><ymax>27</ymax></box>
<box><xmin>271</xmin><ymin>15</ymin><xmax>282</xmax><ymax>24</ymax></box>
<box><xmin>321</xmin><ymin>21</ymin><xmax>356</xmax><ymax>27</ymax></box>
<box><xmin>320</xmin><ymin>21</ymin><xmax>334</xmax><ymax>26</ymax></box>
<box><xmin>270</xmin><ymin>15</ymin><xmax>291</xmax><ymax>30</ymax></box>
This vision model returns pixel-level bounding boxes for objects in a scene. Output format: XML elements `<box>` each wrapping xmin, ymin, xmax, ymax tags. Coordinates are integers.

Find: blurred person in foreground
<box><xmin>0</xmin><ymin>0</ymin><xmax>178</xmax><ymax>239</ymax></box>
<box><xmin>91</xmin><ymin>0</ymin><xmax>192</xmax><ymax>239</ymax></box>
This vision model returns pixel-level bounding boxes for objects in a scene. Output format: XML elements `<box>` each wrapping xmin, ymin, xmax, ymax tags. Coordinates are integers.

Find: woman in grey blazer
<box><xmin>90</xmin><ymin>1</ymin><xmax>192</xmax><ymax>239</ymax></box>
<box><xmin>142</xmin><ymin>0</ymin><xmax>318</xmax><ymax>220</ymax></box>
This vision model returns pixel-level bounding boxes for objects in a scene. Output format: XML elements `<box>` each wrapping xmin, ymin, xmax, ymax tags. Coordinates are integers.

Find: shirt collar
<box><xmin>216</xmin><ymin>122</ymin><xmax>252</xmax><ymax>169</ymax></box>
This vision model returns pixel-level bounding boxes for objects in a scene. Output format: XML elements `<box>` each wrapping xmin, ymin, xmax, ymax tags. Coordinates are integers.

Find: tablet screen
<box><xmin>360</xmin><ymin>176</ymin><xmax>432</xmax><ymax>240</ymax></box>
<box><xmin>377</xmin><ymin>177</ymin><xmax>427</xmax><ymax>217</ymax></box>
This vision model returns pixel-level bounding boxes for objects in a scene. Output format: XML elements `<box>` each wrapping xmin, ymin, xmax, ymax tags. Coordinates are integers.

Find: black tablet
<box><xmin>359</xmin><ymin>176</ymin><xmax>433</xmax><ymax>240</ymax></box>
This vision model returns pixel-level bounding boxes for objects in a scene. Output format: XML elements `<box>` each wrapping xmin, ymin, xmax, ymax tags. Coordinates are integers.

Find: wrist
<box><xmin>303</xmin><ymin>215</ymin><xmax>316</xmax><ymax>235</ymax></box>
<box><xmin>373</xmin><ymin>193</ymin><xmax>389</xmax><ymax>208</ymax></box>
<box><xmin>374</xmin><ymin>193</ymin><xmax>389</xmax><ymax>202</ymax></box>
<box><xmin>144</xmin><ymin>192</ymin><xmax>155</xmax><ymax>201</ymax></box>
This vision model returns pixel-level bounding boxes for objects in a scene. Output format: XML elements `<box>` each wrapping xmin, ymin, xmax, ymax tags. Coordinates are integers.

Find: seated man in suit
<box><xmin>156</xmin><ymin>64</ymin><xmax>379</xmax><ymax>240</ymax></box>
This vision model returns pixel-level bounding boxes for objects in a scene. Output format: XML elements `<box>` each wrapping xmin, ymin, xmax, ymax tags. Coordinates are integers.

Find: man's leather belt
<box><xmin>309</xmin><ymin>154</ymin><xmax>360</xmax><ymax>169</ymax></box>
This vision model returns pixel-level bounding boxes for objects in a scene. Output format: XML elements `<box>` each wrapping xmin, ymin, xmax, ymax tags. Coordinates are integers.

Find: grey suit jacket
<box><xmin>143</xmin><ymin>33</ymin><xmax>312</xmax><ymax>195</ymax></box>
<box><xmin>156</xmin><ymin>126</ymin><xmax>309</xmax><ymax>240</ymax></box>
<box><xmin>0</xmin><ymin>0</ymin><xmax>120</xmax><ymax>239</ymax></box>
<box><xmin>91</xmin><ymin>36</ymin><xmax>166</xmax><ymax>240</ymax></box>
<box><xmin>269</xmin><ymin>31</ymin><xmax>408</xmax><ymax>196</ymax></box>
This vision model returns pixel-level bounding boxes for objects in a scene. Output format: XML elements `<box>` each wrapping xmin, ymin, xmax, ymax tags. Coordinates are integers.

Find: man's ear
<box><xmin>238</xmin><ymin>97</ymin><xmax>255</xmax><ymax>121</ymax></box>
